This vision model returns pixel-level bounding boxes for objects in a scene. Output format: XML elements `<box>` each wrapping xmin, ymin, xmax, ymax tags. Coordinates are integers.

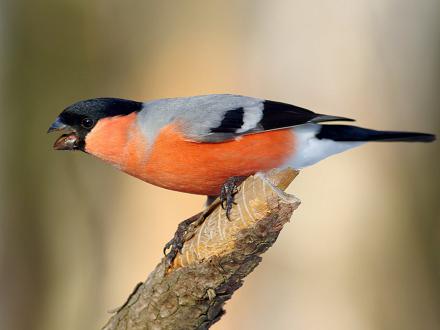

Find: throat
<box><xmin>84</xmin><ymin>113</ymin><xmax>149</xmax><ymax>168</ymax></box>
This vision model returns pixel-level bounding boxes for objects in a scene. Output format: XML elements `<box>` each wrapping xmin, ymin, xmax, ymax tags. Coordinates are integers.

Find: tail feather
<box><xmin>316</xmin><ymin>125</ymin><xmax>436</xmax><ymax>143</ymax></box>
<box><xmin>311</xmin><ymin>114</ymin><xmax>355</xmax><ymax>123</ymax></box>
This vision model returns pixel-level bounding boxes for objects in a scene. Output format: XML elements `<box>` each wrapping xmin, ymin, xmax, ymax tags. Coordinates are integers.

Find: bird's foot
<box><xmin>163</xmin><ymin>212</ymin><xmax>204</xmax><ymax>266</ymax></box>
<box><xmin>220</xmin><ymin>176</ymin><xmax>247</xmax><ymax>220</ymax></box>
<box><xmin>163</xmin><ymin>176</ymin><xmax>246</xmax><ymax>266</ymax></box>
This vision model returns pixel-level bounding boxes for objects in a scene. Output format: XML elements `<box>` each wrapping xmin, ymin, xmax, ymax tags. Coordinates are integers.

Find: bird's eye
<box><xmin>81</xmin><ymin>117</ymin><xmax>94</xmax><ymax>129</ymax></box>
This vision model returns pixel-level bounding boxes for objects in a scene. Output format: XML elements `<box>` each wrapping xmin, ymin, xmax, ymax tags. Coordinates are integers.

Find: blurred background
<box><xmin>1</xmin><ymin>1</ymin><xmax>439</xmax><ymax>329</ymax></box>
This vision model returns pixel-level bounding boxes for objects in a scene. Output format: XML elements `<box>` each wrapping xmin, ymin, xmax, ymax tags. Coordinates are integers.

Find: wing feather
<box><xmin>199</xmin><ymin>99</ymin><xmax>354</xmax><ymax>142</ymax></box>
<box><xmin>140</xmin><ymin>94</ymin><xmax>354</xmax><ymax>143</ymax></box>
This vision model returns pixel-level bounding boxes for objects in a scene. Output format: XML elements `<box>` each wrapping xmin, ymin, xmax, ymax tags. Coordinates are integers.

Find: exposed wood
<box><xmin>103</xmin><ymin>168</ymin><xmax>300</xmax><ymax>330</ymax></box>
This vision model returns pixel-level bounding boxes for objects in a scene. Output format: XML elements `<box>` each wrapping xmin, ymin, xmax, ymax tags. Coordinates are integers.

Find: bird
<box><xmin>48</xmin><ymin>94</ymin><xmax>435</xmax><ymax>260</ymax></box>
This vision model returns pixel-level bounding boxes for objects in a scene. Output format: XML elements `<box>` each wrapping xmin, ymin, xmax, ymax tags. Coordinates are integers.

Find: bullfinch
<box><xmin>48</xmin><ymin>94</ymin><xmax>435</xmax><ymax>260</ymax></box>
<box><xmin>48</xmin><ymin>94</ymin><xmax>435</xmax><ymax>189</ymax></box>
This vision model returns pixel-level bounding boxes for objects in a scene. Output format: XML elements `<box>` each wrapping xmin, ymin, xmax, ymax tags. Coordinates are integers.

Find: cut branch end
<box><xmin>103</xmin><ymin>168</ymin><xmax>300</xmax><ymax>330</ymax></box>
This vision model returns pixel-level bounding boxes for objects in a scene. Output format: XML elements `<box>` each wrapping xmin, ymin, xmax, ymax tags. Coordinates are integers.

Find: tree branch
<box><xmin>103</xmin><ymin>168</ymin><xmax>300</xmax><ymax>330</ymax></box>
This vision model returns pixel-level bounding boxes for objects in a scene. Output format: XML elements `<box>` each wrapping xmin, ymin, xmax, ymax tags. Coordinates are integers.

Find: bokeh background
<box><xmin>1</xmin><ymin>1</ymin><xmax>439</xmax><ymax>329</ymax></box>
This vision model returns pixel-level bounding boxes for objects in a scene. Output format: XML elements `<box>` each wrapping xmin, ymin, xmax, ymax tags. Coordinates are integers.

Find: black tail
<box><xmin>316</xmin><ymin>125</ymin><xmax>436</xmax><ymax>142</ymax></box>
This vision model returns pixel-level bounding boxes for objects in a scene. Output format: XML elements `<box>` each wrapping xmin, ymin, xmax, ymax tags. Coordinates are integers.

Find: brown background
<box><xmin>1</xmin><ymin>1</ymin><xmax>439</xmax><ymax>329</ymax></box>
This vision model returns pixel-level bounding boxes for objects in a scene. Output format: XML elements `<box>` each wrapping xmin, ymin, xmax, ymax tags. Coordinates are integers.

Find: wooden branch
<box><xmin>102</xmin><ymin>168</ymin><xmax>300</xmax><ymax>330</ymax></box>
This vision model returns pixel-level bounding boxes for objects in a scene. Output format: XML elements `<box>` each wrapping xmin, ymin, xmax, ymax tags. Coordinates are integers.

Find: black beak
<box><xmin>47</xmin><ymin>117</ymin><xmax>67</xmax><ymax>133</ymax></box>
<box><xmin>48</xmin><ymin>117</ymin><xmax>79</xmax><ymax>150</ymax></box>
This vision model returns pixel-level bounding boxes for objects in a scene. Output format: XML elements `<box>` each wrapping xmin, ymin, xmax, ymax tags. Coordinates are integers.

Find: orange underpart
<box><xmin>85</xmin><ymin>116</ymin><xmax>295</xmax><ymax>196</ymax></box>
<box><xmin>85</xmin><ymin>113</ymin><xmax>147</xmax><ymax>170</ymax></box>
<box><xmin>142</xmin><ymin>125</ymin><xmax>295</xmax><ymax>196</ymax></box>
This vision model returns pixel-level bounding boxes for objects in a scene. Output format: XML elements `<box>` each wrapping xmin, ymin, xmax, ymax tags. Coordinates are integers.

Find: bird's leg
<box><xmin>206</xmin><ymin>195</ymin><xmax>218</xmax><ymax>206</ymax></box>
<box><xmin>163</xmin><ymin>177</ymin><xmax>246</xmax><ymax>265</ymax></box>
<box><xmin>220</xmin><ymin>176</ymin><xmax>247</xmax><ymax>220</ymax></box>
<box><xmin>163</xmin><ymin>212</ymin><xmax>203</xmax><ymax>265</ymax></box>
<box><xmin>163</xmin><ymin>197</ymin><xmax>222</xmax><ymax>266</ymax></box>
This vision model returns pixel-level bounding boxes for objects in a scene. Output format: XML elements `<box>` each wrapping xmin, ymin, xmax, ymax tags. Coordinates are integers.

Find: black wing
<box><xmin>256</xmin><ymin>100</ymin><xmax>354</xmax><ymax>131</ymax></box>
<box><xmin>177</xmin><ymin>94</ymin><xmax>355</xmax><ymax>142</ymax></box>
<box><xmin>205</xmin><ymin>100</ymin><xmax>354</xmax><ymax>142</ymax></box>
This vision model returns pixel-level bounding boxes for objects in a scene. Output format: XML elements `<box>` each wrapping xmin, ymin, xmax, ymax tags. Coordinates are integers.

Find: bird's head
<box><xmin>48</xmin><ymin>98</ymin><xmax>143</xmax><ymax>151</ymax></box>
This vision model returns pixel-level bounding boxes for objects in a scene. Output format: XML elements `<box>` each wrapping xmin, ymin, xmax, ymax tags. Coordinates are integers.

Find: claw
<box><xmin>163</xmin><ymin>212</ymin><xmax>204</xmax><ymax>266</ymax></box>
<box><xmin>163</xmin><ymin>176</ymin><xmax>247</xmax><ymax>266</ymax></box>
<box><xmin>219</xmin><ymin>176</ymin><xmax>247</xmax><ymax>220</ymax></box>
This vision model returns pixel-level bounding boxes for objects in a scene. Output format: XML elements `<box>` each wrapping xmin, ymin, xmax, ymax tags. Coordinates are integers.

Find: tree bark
<box><xmin>103</xmin><ymin>168</ymin><xmax>300</xmax><ymax>330</ymax></box>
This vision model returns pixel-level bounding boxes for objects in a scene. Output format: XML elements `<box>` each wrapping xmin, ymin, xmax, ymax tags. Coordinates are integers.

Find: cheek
<box><xmin>84</xmin><ymin>113</ymin><xmax>145</xmax><ymax>165</ymax></box>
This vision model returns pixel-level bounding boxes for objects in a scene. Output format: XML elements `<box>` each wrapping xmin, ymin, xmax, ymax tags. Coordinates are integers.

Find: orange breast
<box><xmin>140</xmin><ymin>125</ymin><xmax>295</xmax><ymax>195</ymax></box>
<box><xmin>85</xmin><ymin>113</ymin><xmax>147</xmax><ymax>170</ymax></box>
<box><xmin>86</xmin><ymin>117</ymin><xmax>295</xmax><ymax>196</ymax></box>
